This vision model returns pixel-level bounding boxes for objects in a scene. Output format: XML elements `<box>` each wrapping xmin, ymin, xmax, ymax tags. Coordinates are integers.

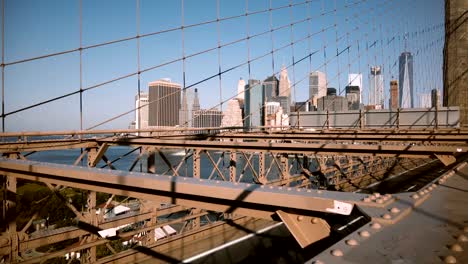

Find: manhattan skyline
<box><xmin>5</xmin><ymin>0</ymin><xmax>444</xmax><ymax>131</ymax></box>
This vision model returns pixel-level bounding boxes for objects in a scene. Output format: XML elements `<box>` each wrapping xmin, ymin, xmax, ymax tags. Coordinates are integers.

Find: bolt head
<box><xmin>450</xmin><ymin>243</ymin><xmax>463</xmax><ymax>252</ymax></box>
<box><xmin>390</xmin><ymin>207</ymin><xmax>400</xmax><ymax>214</ymax></box>
<box><xmin>371</xmin><ymin>222</ymin><xmax>382</xmax><ymax>229</ymax></box>
<box><xmin>444</xmin><ymin>255</ymin><xmax>457</xmax><ymax>264</ymax></box>
<box><xmin>359</xmin><ymin>230</ymin><xmax>370</xmax><ymax>237</ymax></box>
<box><xmin>411</xmin><ymin>194</ymin><xmax>420</xmax><ymax>199</ymax></box>
<box><xmin>457</xmin><ymin>234</ymin><xmax>468</xmax><ymax>242</ymax></box>
<box><xmin>346</xmin><ymin>239</ymin><xmax>359</xmax><ymax>246</ymax></box>
<box><xmin>382</xmin><ymin>213</ymin><xmax>392</xmax><ymax>220</ymax></box>
<box><xmin>331</xmin><ymin>249</ymin><xmax>343</xmax><ymax>257</ymax></box>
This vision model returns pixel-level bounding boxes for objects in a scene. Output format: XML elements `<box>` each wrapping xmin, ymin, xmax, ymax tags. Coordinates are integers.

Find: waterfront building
<box><xmin>148</xmin><ymin>79</ymin><xmax>181</xmax><ymax>127</ymax></box>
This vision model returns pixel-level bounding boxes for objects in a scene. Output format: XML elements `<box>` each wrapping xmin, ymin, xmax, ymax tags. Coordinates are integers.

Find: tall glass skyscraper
<box><xmin>244</xmin><ymin>79</ymin><xmax>264</xmax><ymax>128</ymax></box>
<box><xmin>399</xmin><ymin>52</ymin><xmax>414</xmax><ymax>108</ymax></box>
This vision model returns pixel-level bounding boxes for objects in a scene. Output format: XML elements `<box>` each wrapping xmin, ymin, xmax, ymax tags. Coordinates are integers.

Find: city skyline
<box><xmin>5</xmin><ymin>0</ymin><xmax>445</xmax><ymax>131</ymax></box>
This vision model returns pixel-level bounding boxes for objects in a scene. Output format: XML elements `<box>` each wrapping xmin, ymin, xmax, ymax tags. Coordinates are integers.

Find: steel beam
<box><xmin>0</xmin><ymin>159</ymin><xmax>356</xmax><ymax>220</ymax></box>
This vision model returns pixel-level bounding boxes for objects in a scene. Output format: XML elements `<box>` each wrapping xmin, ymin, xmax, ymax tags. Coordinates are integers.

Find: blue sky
<box><xmin>3</xmin><ymin>0</ymin><xmax>445</xmax><ymax>131</ymax></box>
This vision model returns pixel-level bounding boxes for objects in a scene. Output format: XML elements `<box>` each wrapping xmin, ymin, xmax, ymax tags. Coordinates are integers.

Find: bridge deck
<box><xmin>312</xmin><ymin>162</ymin><xmax>468</xmax><ymax>263</ymax></box>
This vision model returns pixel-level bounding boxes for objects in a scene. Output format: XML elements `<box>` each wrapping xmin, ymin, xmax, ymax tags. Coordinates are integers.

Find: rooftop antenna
<box><xmin>404</xmin><ymin>32</ymin><xmax>408</xmax><ymax>52</ymax></box>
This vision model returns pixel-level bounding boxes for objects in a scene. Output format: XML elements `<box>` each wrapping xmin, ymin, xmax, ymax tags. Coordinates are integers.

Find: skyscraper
<box><xmin>135</xmin><ymin>92</ymin><xmax>149</xmax><ymax>131</ymax></box>
<box><xmin>148</xmin><ymin>79</ymin><xmax>181</xmax><ymax>127</ymax></box>
<box><xmin>237</xmin><ymin>78</ymin><xmax>246</xmax><ymax>100</ymax></box>
<box><xmin>278</xmin><ymin>65</ymin><xmax>291</xmax><ymax>99</ymax></box>
<box><xmin>399</xmin><ymin>52</ymin><xmax>414</xmax><ymax>108</ymax></box>
<box><xmin>309</xmin><ymin>71</ymin><xmax>327</xmax><ymax>106</ymax></box>
<box><xmin>263</xmin><ymin>75</ymin><xmax>279</xmax><ymax>102</ymax></box>
<box><xmin>193</xmin><ymin>88</ymin><xmax>200</xmax><ymax>111</ymax></box>
<box><xmin>244</xmin><ymin>79</ymin><xmax>264</xmax><ymax>128</ymax></box>
<box><xmin>179</xmin><ymin>89</ymin><xmax>195</xmax><ymax>127</ymax></box>
<box><xmin>369</xmin><ymin>66</ymin><xmax>384</xmax><ymax>107</ymax></box>
<box><xmin>348</xmin><ymin>73</ymin><xmax>363</xmax><ymax>102</ymax></box>
<box><xmin>390</xmin><ymin>80</ymin><xmax>399</xmax><ymax>109</ymax></box>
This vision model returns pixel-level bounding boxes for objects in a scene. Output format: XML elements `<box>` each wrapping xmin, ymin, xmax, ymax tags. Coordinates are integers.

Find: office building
<box><xmin>237</xmin><ymin>78</ymin><xmax>246</xmax><ymax>100</ymax></box>
<box><xmin>346</xmin><ymin>86</ymin><xmax>360</xmax><ymax>110</ymax></box>
<box><xmin>264</xmin><ymin>102</ymin><xmax>289</xmax><ymax>130</ymax></box>
<box><xmin>278</xmin><ymin>65</ymin><xmax>291</xmax><ymax>99</ymax></box>
<box><xmin>148</xmin><ymin>79</ymin><xmax>181</xmax><ymax>127</ymax></box>
<box><xmin>369</xmin><ymin>66</ymin><xmax>384</xmax><ymax>107</ymax></box>
<box><xmin>192</xmin><ymin>88</ymin><xmax>200</xmax><ymax>111</ymax></box>
<box><xmin>179</xmin><ymin>89</ymin><xmax>195</xmax><ymax>127</ymax></box>
<box><xmin>192</xmin><ymin>109</ymin><xmax>223</xmax><ymax>129</ymax></box>
<box><xmin>317</xmin><ymin>95</ymin><xmax>348</xmax><ymax>112</ymax></box>
<box><xmin>271</xmin><ymin>96</ymin><xmax>290</xmax><ymax>115</ymax></box>
<box><xmin>309</xmin><ymin>71</ymin><xmax>327</xmax><ymax>106</ymax></box>
<box><xmin>399</xmin><ymin>52</ymin><xmax>414</xmax><ymax>108</ymax></box>
<box><xmin>348</xmin><ymin>73</ymin><xmax>363</xmax><ymax>102</ymax></box>
<box><xmin>135</xmin><ymin>92</ymin><xmax>149</xmax><ymax>131</ymax></box>
<box><xmin>263</xmin><ymin>75</ymin><xmax>279</xmax><ymax>102</ymax></box>
<box><xmin>221</xmin><ymin>99</ymin><xmax>243</xmax><ymax>128</ymax></box>
<box><xmin>244</xmin><ymin>79</ymin><xmax>264</xmax><ymax>128</ymax></box>
<box><xmin>390</xmin><ymin>80</ymin><xmax>399</xmax><ymax>109</ymax></box>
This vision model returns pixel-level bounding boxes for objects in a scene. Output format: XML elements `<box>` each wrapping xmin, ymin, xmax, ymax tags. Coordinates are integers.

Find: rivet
<box><xmin>411</xmin><ymin>194</ymin><xmax>420</xmax><ymax>199</ymax></box>
<box><xmin>287</xmin><ymin>187</ymin><xmax>292</xmax><ymax>191</ymax></box>
<box><xmin>216</xmin><ymin>180</ymin><xmax>220</xmax><ymax>184</ymax></box>
<box><xmin>431</xmin><ymin>183</ymin><xmax>437</xmax><ymax>188</ymax></box>
<box><xmin>269</xmin><ymin>186</ymin><xmax>274</xmax><ymax>189</ymax></box>
<box><xmin>260</xmin><ymin>185</ymin><xmax>265</xmax><ymax>188</ymax></box>
<box><xmin>375</xmin><ymin>198</ymin><xmax>384</xmax><ymax>204</ymax></box>
<box><xmin>418</xmin><ymin>191</ymin><xmax>425</xmax><ymax>196</ymax></box>
<box><xmin>311</xmin><ymin>218</ymin><xmax>320</xmax><ymax>224</ymax></box>
<box><xmin>312</xmin><ymin>261</ymin><xmax>325</xmax><ymax>264</ymax></box>
<box><xmin>346</xmin><ymin>239</ymin><xmax>359</xmax><ymax>246</ymax></box>
<box><xmin>297</xmin><ymin>215</ymin><xmax>304</xmax><ymax>221</ymax></box>
<box><xmin>373</xmin><ymin>192</ymin><xmax>381</xmax><ymax>198</ymax></box>
<box><xmin>369</xmin><ymin>194</ymin><xmax>376</xmax><ymax>200</ymax></box>
<box><xmin>382</xmin><ymin>213</ymin><xmax>392</xmax><ymax>220</ymax></box>
<box><xmin>359</xmin><ymin>230</ymin><xmax>370</xmax><ymax>237</ymax></box>
<box><xmin>444</xmin><ymin>255</ymin><xmax>457</xmax><ymax>264</ymax></box>
<box><xmin>317</xmin><ymin>190</ymin><xmax>323</xmax><ymax>194</ymax></box>
<box><xmin>307</xmin><ymin>189</ymin><xmax>312</xmax><ymax>192</ymax></box>
<box><xmin>331</xmin><ymin>249</ymin><xmax>343</xmax><ymax>257</ymax></box>
<box><xmin>296</xmin><ymin>188</ymin><xmax>301</xmax><ymax>192</ymax></box>
<box><xmin>390</xmin><ymin>207</ymin><xmax>400</xmax><ymax>214</ymax></box>
<box><xmin>371</xmin><ymin>222</ymin><xmax>382</xmax><ymax>229</ymax></box>
<box><xmin>363</xmin><ymin>197</ymin><xmax>371</xmax><ymax>203</ymax></box>
<box><xmin>439</xmin><ymin>179</ymin><xmax>445</xmax><ymax>184</ymax></box>
<box><xmin>450</xmin><ymin>243</ymin><xmax>463</xmax><ymax>252</ymax></box>
<box><xmin>457</xmin><ymin>234</ymin><xmax>468</xmax><ymax>242</ymax></box>
<box><xmin>278</xmin><ymin>187</ymin><xmax>283</xmax><ymax>190</ymax></box>
<box><xmin>428</xmin><ymin>186</ymin><xmax>434</xmax><ymax>191</ymax></box>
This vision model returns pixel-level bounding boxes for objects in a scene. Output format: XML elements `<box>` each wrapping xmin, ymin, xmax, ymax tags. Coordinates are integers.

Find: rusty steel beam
<box><xmin>0</xmin><ymin>205</ymin><xmax>189</xmax><ymax>255</ymax></box>
<box><xmin>97</xmin><ymin>137</ymin><xmax>466</xmax><ymax>158</ymax></box>
<box><xmin>0</xmin><ymin>139</ymin><xmax>96</xmax><ymax>153</ymax></box>
<box><xmin>0</xmin><ymin>158</ymin><xmax>356</xmax><ymax>220</ymax></box>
